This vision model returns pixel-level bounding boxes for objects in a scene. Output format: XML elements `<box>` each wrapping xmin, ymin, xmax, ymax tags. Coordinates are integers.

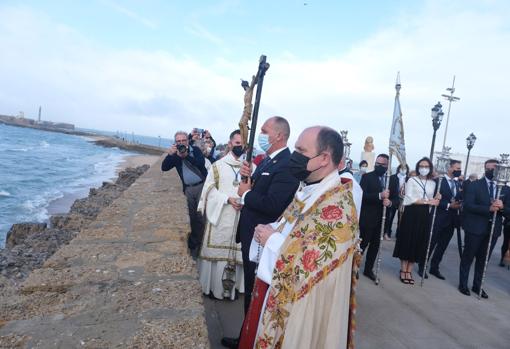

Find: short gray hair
<box><xmin>271</xmin><ymin>116</ymin><xmax>290</xmax><ymax>140</ymax></box>
<box><xmin>174</xmin><ymin>131</ymin><xmax>188</xmax><ymax>139</ymax></box>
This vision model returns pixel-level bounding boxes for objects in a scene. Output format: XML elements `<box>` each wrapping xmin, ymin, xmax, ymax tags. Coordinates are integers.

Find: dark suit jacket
<box><xmin>161</xmin><ymin>145</ymin><xmax>208</xmax><ymax>192</ymax></box>
<box><xmin>236</xmin><ymin>148</ymin><xmax>299</xmax><ymax>250</ymax></box>
<box><xmin>435</xmin><ymin>177</ymin><xmax>463</xmax><ymax>229</ymax></box>
<box><xmin>359</xmin><ymin>171</ymin><xmax>399</xmax><ymax>230</ymax></box>
<box><xmin>462</xmin><ymin>178</ymin><xmax>510</xmax><ymax>236</ymax></box>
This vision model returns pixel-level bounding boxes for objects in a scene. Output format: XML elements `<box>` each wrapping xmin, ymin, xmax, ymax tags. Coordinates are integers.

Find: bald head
<box><xmin>293</xmin><ymin>126</ymin><xmax>343</xmax><ymax>182</ymax></box>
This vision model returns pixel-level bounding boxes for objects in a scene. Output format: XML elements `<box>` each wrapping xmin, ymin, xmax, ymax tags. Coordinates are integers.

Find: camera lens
<box><xmin>177</xmin><ymin>144</ymin><xmax>187</xmax><ymax>153</ymax></box>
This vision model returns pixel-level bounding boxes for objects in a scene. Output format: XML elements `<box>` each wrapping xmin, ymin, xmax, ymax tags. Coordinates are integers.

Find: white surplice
<box><xmin>249</xmin><ymin>170</ymin><xmax>360</xmax><ymax>348</ymax></box>
<box><xmin>249</xmin><ymin>170</ymin><xmax>361</xmax><ymax>280</ymax></box>
<box><xmin>197</xmin><ymin>152</ymin><xmax>249</xmax><ymax>299</ymax></box>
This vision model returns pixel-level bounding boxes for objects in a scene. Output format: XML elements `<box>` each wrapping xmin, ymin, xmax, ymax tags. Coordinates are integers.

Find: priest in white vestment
<box><xmin>197</xmin><ymin>130</ymin><xmax>253</xmax><ymax>300</ymax></box>
<box><xmin>239</xmin><ymin>126</ymin><xmax>360</xmax><ymax>349</ymax></box>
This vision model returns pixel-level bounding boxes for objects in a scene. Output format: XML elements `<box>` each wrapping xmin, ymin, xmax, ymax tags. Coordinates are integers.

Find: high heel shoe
<box><xmin>400</xmin><ymin>270</ymin><xmax>410</xmax><ymax>284</ymax></box>
<box><xmin>406</xmin><ymin>272</ymin><xmax>415</xmax><ymax>285</ymax></box>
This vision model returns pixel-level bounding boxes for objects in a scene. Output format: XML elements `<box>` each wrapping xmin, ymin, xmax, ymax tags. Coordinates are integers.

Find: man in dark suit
<box><xmin>359</xmin><ymin>154</ymin><xmax>399</xmax><ymax>280</ymax></box>
<box><xmin>384</xmin><ymin>163</ymin><xmax>408</xmax><ymax>240</ymax></box>
<box><xmin>426</xmin><ymin>159</ymin><xmax>463</xmax><ymax>279</ymax></box>
<box><xmin>459</xmin><ymin>159</ymin><xmax>509</xmax><ymax>298</ymax></box>
<box><xmin>221</xmin><ymin>116</ymin><xmax>299</xmax><ymax>348</ymax></box>
<box><xmin>162</xmin><ymin>131</ymin><xmax>208</xmax><ymax>255</ymax></box>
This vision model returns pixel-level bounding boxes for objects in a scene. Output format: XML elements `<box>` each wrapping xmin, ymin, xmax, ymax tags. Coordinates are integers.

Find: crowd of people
<box><xmin>161</xmin><ymin>119</ymin><xmax>510</xmax><ymax>349</ymax></box>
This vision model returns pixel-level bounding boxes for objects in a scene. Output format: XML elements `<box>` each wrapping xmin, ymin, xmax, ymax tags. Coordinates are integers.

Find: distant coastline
<box><xmin>0</xmin><ymin>114</ymin><xmax>165</xmax><ymax>156</ymax></box>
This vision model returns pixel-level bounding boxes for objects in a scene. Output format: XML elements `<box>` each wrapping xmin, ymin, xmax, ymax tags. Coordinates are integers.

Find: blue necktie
<box><xmin>489</xmin><ymin>181</ymin><xmax>495</xmax><ymax>200</ymax></box>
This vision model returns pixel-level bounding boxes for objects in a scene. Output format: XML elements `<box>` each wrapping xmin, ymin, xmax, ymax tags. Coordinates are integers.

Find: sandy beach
<box><xmin>115</xmin><ymin>154</ymin><xmax>161</xmax><ymax>174</ymax></box>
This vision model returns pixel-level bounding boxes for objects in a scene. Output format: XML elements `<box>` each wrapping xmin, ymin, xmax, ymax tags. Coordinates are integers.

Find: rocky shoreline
<box><xmin>0</xmin><ymin>165</ymin><xmax>150</xmax><ymax>284</ymax></box>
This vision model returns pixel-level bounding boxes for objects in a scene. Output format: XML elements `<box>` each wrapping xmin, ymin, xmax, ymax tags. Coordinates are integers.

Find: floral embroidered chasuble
<box><xmin>255</xmin><ymin>180</ymin><xmax>359</xmax><ymax>349</ymax></box>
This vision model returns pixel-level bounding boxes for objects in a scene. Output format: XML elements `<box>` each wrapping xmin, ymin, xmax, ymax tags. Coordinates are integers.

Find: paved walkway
<box><xmin>0</xmin><ymin>158</ymin><xmax>210</xmax><ymax>348</ymax></box>
<box><xmin>204</xmin><ymin>232</ymin><xmax>510</xmax><ymax>348</ymax></box>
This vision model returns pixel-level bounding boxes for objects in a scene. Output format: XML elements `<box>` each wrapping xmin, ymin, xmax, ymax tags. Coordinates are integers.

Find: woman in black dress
<box><xmin>393</xmin><ymin>157</ymin><xmax>440</xmax><ymax>284</ymax></box>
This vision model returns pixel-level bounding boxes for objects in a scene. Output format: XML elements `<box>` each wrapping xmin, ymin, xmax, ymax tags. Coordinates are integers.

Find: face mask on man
<box><xmin>232</xmin><ymin>145</ymin><xmax>244</xmax><ymax>158</ymax></box>
<box><xmin>359</xmin><ymin>166</ymin><xmax>367</xmax><ymax>174</ymax></box>
<box><xmin>419</xmin><ymin>167</ymin><xmax>430</xmax><ymax>177</ymax></box>
<box><xmin>485</xmin><ymin>168</ymin><xmax>495</xmax><ymax>180</ymax></box>
<box><xmin>374</xmin><ymin>164</ymin><xmax>387</xmax><ymax>176</ymax></box>
<box><xmin>452</xmin><ymin>170</ymin><xmax>462</xmax><ymax>178</ymax></box>
<box><xmin>289</xmin><ymin>151</ymin><xmax>322</xmax><ymax>182</ymax></box>
<box><xmin>258</xmin><ymin>133</ymin><xmax>272</xmax><ymax>152</ymax></box>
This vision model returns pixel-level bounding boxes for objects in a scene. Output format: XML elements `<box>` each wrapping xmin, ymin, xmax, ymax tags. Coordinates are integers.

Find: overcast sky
<box><xmin>1</xmin><ymin>0</ymin><xmax>509</xmax><ymax>165</ymax></box>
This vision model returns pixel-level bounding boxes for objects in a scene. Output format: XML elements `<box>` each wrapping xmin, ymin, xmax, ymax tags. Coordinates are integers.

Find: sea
<box><xmin>0</xmin><ymin>124</ymin><xmax>166</xmax><ymax>247</ymax></box>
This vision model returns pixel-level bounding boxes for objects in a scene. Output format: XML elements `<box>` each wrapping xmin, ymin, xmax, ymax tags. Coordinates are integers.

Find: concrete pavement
<box><xmin>204</xmin><ymin>233</ymin><xmax>510</xmax><ymax>348</ymax></box>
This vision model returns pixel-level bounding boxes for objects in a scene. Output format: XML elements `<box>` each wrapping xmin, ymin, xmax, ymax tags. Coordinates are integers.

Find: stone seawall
<box><xmin>0</xmin><ymin>157</ymin><xmax>209</xmax><ymax>348</ymax></box>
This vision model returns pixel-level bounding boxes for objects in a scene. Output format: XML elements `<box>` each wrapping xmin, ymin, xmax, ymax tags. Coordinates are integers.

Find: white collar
<box><xmin>296</xmin><ymin>170</ymin><xmax>340</xmax><ymax>209</ymax></box>
<box><xmin>223</xmin><ymin>152</ymin><xmax>242</xmax><ymax>166</ymax></box>
<box><xmin>267</xmin><ymin>146</ymin><xmax>287</xmax><ymax>159</ymax></box>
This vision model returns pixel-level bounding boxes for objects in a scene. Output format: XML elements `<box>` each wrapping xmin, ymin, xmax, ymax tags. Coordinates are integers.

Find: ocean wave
<box><xmin>9</xmin><ymin>147</ymin><xmax>29</xmax><ymax>152</ymax></box>
<box><xmin>0</xmin><ymin>190</ymin><xmax>11</xmax><ymax>197</ymax></box>
<box><xmin>40</xmin><ymin>140</ymin><xmax>50</xmax><ymax>148</ymax></box>
<box><xmin>20</xmin><ymin>190</ymin><xmax>64</xmax><ymax>222</ymax></box>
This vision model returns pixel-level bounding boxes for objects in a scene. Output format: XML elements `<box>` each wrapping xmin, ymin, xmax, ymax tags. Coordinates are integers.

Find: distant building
<box><xmin>0</xmin><ymin>114</ymin><xmax>74</xmax><ymax>131</ymax></box>
<box><xmin>436</xmin><ymin>151</ymin><xmax>495</xmax><ymax>178</ymax></box>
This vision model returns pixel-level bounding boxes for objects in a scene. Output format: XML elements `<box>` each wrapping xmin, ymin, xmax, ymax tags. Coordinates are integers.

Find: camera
<box><xmin>177</xmin><ymin>144</ymin><xmax>188</xmax><ymax>154</ymax></box>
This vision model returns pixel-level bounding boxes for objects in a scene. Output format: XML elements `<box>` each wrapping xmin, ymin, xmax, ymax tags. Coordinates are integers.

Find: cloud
<box><xmin>102</xmin><ymin>0</ymin><xmax>157</xmax><ymax>29</ymax></box>
<box><xmin>186</xmin><ymin>22</ymin><xmax>225</xmax><ymax>46</ymax></box>
<box><xmin>0</xmin><ymin>1</ymin><xmax>509</xmax><ymax>166</ymax></box>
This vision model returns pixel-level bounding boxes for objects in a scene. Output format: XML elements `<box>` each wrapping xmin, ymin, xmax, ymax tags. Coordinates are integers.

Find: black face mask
<box><xmin>452</xmin><ymin>170</ymin><xmax>462</xmax><ymax>178</ymax></box>
<box><xmin>288</xmin><ymin>151</ymin><xmax>321</xmax><ymax>181</ymax></box>
<box><xmin>232</xmin><ymin>145</ymin><xmax>244</xmax><ymax>158</ymax></box>
<box><xmin>374</xmin><ymin>164</ymin><xmax>387</xmax><ymax>176</ymax></box>
<box><xmin>485</xmin><ymin>169</ymin><xmax>495</xmax><ymax>180</ymax></box>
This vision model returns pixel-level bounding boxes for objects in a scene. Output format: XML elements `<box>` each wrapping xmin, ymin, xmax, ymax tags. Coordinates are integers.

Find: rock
<box><xmin>0</xmin><ymin>165</ymin><xmax>150</xmax><ymax>283</ymax></box>
<box><xmin>5</xmin><ymin>223</ymin><xmax>47</xmax><ymax>248</ymax></box>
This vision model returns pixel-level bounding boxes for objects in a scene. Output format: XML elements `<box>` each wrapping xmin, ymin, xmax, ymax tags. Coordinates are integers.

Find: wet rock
<box><xmin>5</xmin><ymin>223</ymin><xmax>47</xmax><ymax>248</ymax></box>
<box><xmin>0</xmin><ymin>165</ymin><xmax>150</xmax><ymax>282</ymax></box>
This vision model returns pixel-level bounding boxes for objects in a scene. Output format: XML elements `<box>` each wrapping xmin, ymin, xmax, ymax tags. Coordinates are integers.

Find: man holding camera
<box><xmin>162</xmin><ymin>131</ymin><xmax>208</xmax><ymax>256</ymax></box>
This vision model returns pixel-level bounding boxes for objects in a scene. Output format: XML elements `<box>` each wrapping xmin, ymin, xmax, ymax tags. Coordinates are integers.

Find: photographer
<box><xmin>162</xmin><ymin>131</ymin><xmax>208</xmax><ymax>255</ymax></box>
<box><xmin>189</xmin><ymin>128</ymin><xmax>217</xmax><ymax>163</ymax></box>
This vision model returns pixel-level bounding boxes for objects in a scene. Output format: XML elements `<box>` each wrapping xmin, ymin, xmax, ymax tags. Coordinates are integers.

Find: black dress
<box><xmin>393</xmin><ymin>176</ymin><xmax>436</xmax><ymax>263</ymax></box>
<box><xmin>392</xmin><ymin>204</ymin><xmax>431</xmax><ymax>263</ymax></box>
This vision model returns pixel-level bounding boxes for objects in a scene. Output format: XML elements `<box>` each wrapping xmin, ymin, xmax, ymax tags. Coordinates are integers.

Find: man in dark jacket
<box><xmin>425</xmin><ymin>159</ymin><xmax>463</xmax><ymax>279</ymax></box>
<box><xmin>220</xmin><ymin>116</ymin><xmax>299</xmax><ymax>349</ymax></box>
<box><xmin>359</xmin><ymin>154</ymin><xmax>399</xmax><ymax>280</ymax></box>
<box><xmin>162</xmin><ymin>131</ymin><xmax>208</xmax><ymax>254</ymax></box>
<box><xmin>459</xmin><ymin>159</ymin><xmax>509</xmax><ymax>298</ymax></box>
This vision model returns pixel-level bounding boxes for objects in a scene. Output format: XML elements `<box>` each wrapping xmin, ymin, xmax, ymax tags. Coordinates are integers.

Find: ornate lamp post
<box><xmin>421</xmin><ymin>146</ymin><xmax>451</xmax><ymax>286</ymax></box>
<box><xmin>464</xmin><ymin>133</ymin><xmax>477</xmax><ymax>177</ymax></box>
<box><xmin>478</xmin><ymin>154</ymin><xmax>510</xmax><ymax>299</ymax></box>
<box><xmin>429</xmin><ymin>102</ymin><xmax>444</xmax><ymax>161</ymax></box>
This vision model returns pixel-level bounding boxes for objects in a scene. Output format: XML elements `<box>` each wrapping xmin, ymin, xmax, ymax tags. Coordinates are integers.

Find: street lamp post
<box><xmin>464</xmin><ymin>133</ymin><xmax>477</xmax><ymax>177</ymax></box>
<box><xmin>429</xmin><ymin>102</ymin><xmax>444</xmax><ymax>161</ymax></box>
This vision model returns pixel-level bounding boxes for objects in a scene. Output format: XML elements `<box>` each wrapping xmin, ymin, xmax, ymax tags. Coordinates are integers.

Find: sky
<box><xmin>1</xmin><ymin>0</ymin><xmax>509</xmax><ymax>165</ymax></box>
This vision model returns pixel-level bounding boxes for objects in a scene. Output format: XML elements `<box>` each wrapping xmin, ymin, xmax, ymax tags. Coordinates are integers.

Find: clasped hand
<box><xmin>490</xmin><ymin>199</ymin><xmax>504</xmax><ymax>212</ymax></box>
<box><xmin>228</xmin><ymin>197</ymin><xmax>243</xmax><ymax>211</ymax></box>
<box><xmin>254</xmin><ymin>224</ymin><xmax>276</xmax><ymax>246</ymax></box>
